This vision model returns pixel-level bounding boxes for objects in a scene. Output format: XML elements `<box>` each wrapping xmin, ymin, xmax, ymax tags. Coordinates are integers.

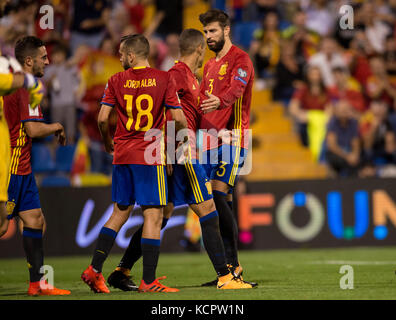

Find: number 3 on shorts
<box><xmin>216</xmin><ymin>161</ymin><xmax>227</xmax><ymax>177</ymax></box>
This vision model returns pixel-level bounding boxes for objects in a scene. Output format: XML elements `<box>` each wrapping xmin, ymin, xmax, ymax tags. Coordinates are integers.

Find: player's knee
<box><xmin>211</xmin><ymin>179</ymin><xmax>229</xmax><ymax>194</ymax></box>
<box><xmin>206</xmin><ymin>199</ymin><xmax>217</xmax><ymax>213</ymax></box>
<box><xmin>143</xmin><ymin>208</ymin><xmax>163</xmax><ymax>227</ymax></box>
<box><xmin>21</xmin><ymin>209</ymin><xmax>45</xmax><ymax>229</ymax></box>
<box><xmin>33</xmin><ymin>212</ymin><xmax>45</xmax><ymax>229</ymax></box>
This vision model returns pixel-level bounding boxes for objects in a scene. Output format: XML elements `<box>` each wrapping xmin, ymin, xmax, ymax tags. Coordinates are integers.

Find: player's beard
<box><xmin>207</xmin><ymin>34</ymin><xmax>225</xmax><ymax>53</ymax></box>
<box><xmin>32</xmin><ymin>65</ymin><xmax>44</xmax><ymax>78</ymax></box>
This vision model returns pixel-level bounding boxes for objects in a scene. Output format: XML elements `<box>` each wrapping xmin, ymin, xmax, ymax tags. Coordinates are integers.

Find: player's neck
<box><xmin>131</xmin><ymin>59</ymin><xmax>150</xmax><ymax>69</ymax></box>
<box><xmin>215</xmin><ymin>40</ymin><xmax>233</xmax><ymax>61</ymax></box>
<box><xmin>179</xmin><ymin>56</ymin><xmax>196</xmax><ymax>75</ymax></box>
<box><xmin>22</xmin><ymin>66</ymin><xmax>32</xmax><ymax>74</ymax></box>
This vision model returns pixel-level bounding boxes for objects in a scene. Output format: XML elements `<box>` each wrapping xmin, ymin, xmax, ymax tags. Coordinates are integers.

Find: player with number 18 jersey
<box><xmin>101</xmin><ymin>66</ymin><xmax>181</xmax><ymax>206</ymax></box>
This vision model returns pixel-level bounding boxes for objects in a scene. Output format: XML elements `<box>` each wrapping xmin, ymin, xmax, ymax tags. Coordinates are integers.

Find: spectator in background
<box><xmin>384</xmin><ymin>35</ymin><xmax>396</xmax><ymax>77</ymax></box>
<box><xmin>347</xmin><ymin>30</ymin><xmax>374</xmax><ymax>88</ymax></box>
<box><xmin>358</xmin><ymin>0</ymin><xmax>391</xmax><ymax>54</ymax></box>
<box><xmin>360</xmin><ymin>100</ymin><xmax>396</xmax><ymax>171</ymax></box>
<box><xmin>229</xmin><ymin>0</ymin><xmax>245</xmax><ymax>23</ymax></box>
<box><xmin>249</xmin><ymin>11</ymin><xmax>280</xmax><ymax>88</ymax></box>
<box><xmin>145</xmin><ymin>0</ymin><xmax>185</xmax><ymax>40</ymax></box>
<box><xmin>147</xmin><ymin>36</ymin><xmax>168</xmax><ymax>69</ymax></box>
<box><xmin>124</xmin><ymin>0</ymin><xmax>145</xmax><ymax>34</ymax></box>
<box><xmin>303</xmin><ymin>0</ymin><xmax>336</xmax><ymax>37</ymax></box>
<box><xmin>281</xmin><ymin>9</ymin><xmax>320</xmax><ymax>67</ymax></box>
<box><xmin>272</xmin><ymin>40</ymin><xmax>304</xmax><ymax>105</ymax></box>
<box><xmin>70</xmin><ymin>0</ymin><xmax>111</xmax><ymax>53</ymax></box>
<box><xmin>325</xmin><ymin>99</ymin><xmax>361</xmax><ymax>177</ymax></box>
<box><xmin>35</xmin><ymin>0</ymin><xmax>71</xmax><ymax>56</ymax></box>
<box><xmin>289</xmin><ymin>65</ymin><xmax>331</xmax><ymax>147</ymax></box>
<box><xmin>159</xmin><ymin>33</ymin><xmax>180</xmax><ymax>71</ymax></box>
<box><xmin>105</xmin><ymin>1</ymin><xmax>131</xmax><ymax>45</ymax></box>
<box><xmin>0</xmin><ymin>0</ymin><xmax>37</xmax><ymax>56</ymax></box>
<box><xmin>77</xmin><ymin>38</ymin><xmax>123</xmax><ymax>175</ymax></box>
<box><xmin>242</xmin><ymin>0</ymin><xmax>280</xmax><ymax>24</ymax></box>
<box><xmin>44</xmin><ymin>44</ymin><xmax>80</xmax><ymax>144</ymax></box>
<box><xmin>334</xmin><ymin>2</ymin><xmax>360</xmax><ymax>49</ymax></box>
<box><xmin>366</xmin><ymin>55</ymin><xmax>396</xmax><ymax>110</ymax></box>
<box><xmin>309</xmin><ymin>37</ymin><xmax>347</xmax><ymax>88</ymax></box>
<box><xmin>328</xmin><ymin>66</ymin><xmax>367</xmax><ymax>118</ymax></box>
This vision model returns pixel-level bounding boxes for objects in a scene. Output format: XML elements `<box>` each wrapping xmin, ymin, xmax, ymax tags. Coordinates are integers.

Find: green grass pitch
<box><xmin>1</xmin><ymin>246</ymin><xmax>396</xmax><ymax>300</ymax></box>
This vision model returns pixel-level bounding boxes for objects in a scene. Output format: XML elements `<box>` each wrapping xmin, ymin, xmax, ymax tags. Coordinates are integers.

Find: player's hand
<box><xmin>176</xmin><ymin>140</ymin><xmax>189</xmax><ymax>164</ymax></box>
<box><xmin>104</xmin><ymin>139</ymin><xmax>114</xmax><ymax>155</ymax></box>
<box><xmin>24</xmin><ymin>74</ymin><xmax>44</xmax><ymax>109</ymax></box>
<box><xmin>166</xmin><ymin>164</ymin><xmax>173</xmax><ymax>176</ymax></box>
<box><xmin>201</xmin><ymin>91</ymin><xmax>221</xmax><ymax>114</ymax></box>
<box><xmin>54</xmin><ymin>123</ymin><xmax>66</xmax><ymax>146</ymax></box>
<box><xmin>345</xmin><ymin>152</ymin><xmax>359</xmax><ymax>166</ymax></box>
<box><xmin>218</xmin><ymin>129</ymin><xmax>239</xmax><ymax>145</ymax></box>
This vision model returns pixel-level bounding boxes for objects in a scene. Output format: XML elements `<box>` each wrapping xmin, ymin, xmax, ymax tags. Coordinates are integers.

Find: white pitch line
<box><xmin>310</xmin><ymin>261</ymin><xmax>396</xmax><ymax>265</ymax></box>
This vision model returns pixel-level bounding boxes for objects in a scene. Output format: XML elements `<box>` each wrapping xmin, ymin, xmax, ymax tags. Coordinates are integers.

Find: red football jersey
<box><xmin>168</xmin><ymin>61</ymin><xmax>202</xmax><ymax>159</ymax></box>
<box><xmin>3</xmin><ymin>88</ymin><xmax>44</xmax><ymax>175</ymax></box>
<box><xmin>101</xmin><ymin>66</ymin><xmax>181</xmax><ymax>165</ymax></box>
<box><xmin>199</xmin><ymin>45</ymin><xmax>254</xmax><ymax>150</ymax></box>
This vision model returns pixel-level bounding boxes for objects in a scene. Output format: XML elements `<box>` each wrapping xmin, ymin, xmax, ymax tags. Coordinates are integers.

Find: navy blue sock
<box><xmin>199</xmin><ymin>211</ymin><xmax>229</xmax><ymax>277</ymax></box>
<box><xmin>213</xmin><ymin>190</ymin><xmax>239</xmax><ymax>267</ymax></box>
<box><xmin>118</xmin><ymin>218</ymin><xmax>168</xmax><ymax>270</ymax></box>
<box><xmin>91</xmin><ymin>227</ymin><xmax>117</xmax><ymax>273</ymax></box>
<box><xmin>141</xmin><ymin>237</ymin><xmax>161</xmax><ymax>284</ymax></box>
<box><xmin>22</xmin><ymin>227</ymin><xmax>44</xmax><ymax>283</ymax></box>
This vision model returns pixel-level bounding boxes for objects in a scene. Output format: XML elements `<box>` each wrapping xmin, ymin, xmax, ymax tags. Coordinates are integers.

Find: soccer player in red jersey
<box><xmin>3</xmin><ymin>36</ymin><xmax>69</xmax><ymax>296</ymax></box>
<box><xmin>81</xmin><ymin>34</ymin><xmax>187</xmax><ymax>293</ymax></box>
<box><xmin>106</xmin><ymin>29</ymin><xmax>253</xmax><ymax>291</ymax></box>
<box><xmin>0</xmin><ymin>0</ymin><xmax>46</xmax><ymax>239</ymax></box>
<box><xmin>198</xmin><ymin>9</ymin><xmax>257</xmax><ymax>287</ymax></box>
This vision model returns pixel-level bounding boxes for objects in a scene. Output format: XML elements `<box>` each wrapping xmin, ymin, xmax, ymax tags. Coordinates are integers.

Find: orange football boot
<box><xmin>138</xmin><ymin>276</ymin><xmax>179</xmax><ymax>293</ymax></box>
<box><xmin>27</xmin><ymin>281</ymin><xmax>71</xmax><ymax>296</ymax></box>
<box><xmin>81</xmin><ymin>265</ymin><xmax>110</xmax><ymax>293</ymax></box>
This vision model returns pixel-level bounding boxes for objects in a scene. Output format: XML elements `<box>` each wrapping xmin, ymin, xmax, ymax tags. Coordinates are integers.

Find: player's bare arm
<box><xmin>97</xmin><ymin>104</ymin><xmax>114</xmax><ymax>155</ymax></box>
<box><xmin>24</xmin><ymin>121</ymin><xmax>66</xmax><ymax>146</ymax></box>
<box><xmin>170</xmin><ymin>107</ymin><xmax>188</xmax><ymax>132</ymax></box>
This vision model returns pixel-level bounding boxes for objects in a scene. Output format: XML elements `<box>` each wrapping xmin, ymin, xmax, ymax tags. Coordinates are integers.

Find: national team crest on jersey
<box><xmin>218</xmin><ymin>62</ymin><xmax>228</xmax><ymax>78</ymax></box>
<box><xmin>6</xmin><ymin>200</ymin><xmax>15</xmax><ymax>216</ymax></box>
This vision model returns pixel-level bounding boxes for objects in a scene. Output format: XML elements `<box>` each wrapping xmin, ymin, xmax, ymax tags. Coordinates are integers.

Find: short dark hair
<box><xmin>120</xmin><ymin>34</ymin><xmax>150</xmax><ymax>59</ymax></box>
<box><xmin>199</xmin><ymin>9</ymin><xmax>230</xmax><ymax>28</ymax></box>
<box><xmin>179</xmin><ymin>28</ymin><xmax>205</xmax><ymax>56</ymax></box>
<box><xmin>15</xmin><ymin>36</ymin><xmax>45</xmax><ymax>65</ymax></box>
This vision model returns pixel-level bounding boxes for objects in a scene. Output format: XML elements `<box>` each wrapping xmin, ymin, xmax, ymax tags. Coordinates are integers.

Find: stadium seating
<box><xmin>55</xmin><ymin>144</ymin><xmax>76</xmax><ymax>173</ymax></box>
<box><xmin>231</xmin><ymin>22</ymin><xmax>261</xmax><ymax>50</ymax></box>
<box><xmin>31</xmin><ymin>143</ymin><xmax>56</xmax><ymax>173</ymax></box>
<box><xmin>247</xmin><ymin>90</ymin><xmax>328</xmax><ymax>181</ymax></box>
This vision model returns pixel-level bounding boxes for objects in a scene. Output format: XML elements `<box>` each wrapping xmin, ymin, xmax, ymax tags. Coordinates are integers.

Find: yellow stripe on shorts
<box><xmin>229</xmin><ymin>96</ymin><xmax>242</xmax><ymax>186</ymax></box>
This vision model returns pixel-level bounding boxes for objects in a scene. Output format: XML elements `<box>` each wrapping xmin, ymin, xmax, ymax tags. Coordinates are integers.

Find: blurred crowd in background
<box><xmin>1</xmin><ymin>0</ymin><xmax>396</xmax><ymax>184</ymax></box>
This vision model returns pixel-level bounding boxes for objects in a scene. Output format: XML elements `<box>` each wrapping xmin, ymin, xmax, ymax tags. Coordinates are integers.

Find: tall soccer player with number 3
<box><xmin>198</xmin><ymin>9</ymin><xmax>257</xmax><ymax>287</ymax></box>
